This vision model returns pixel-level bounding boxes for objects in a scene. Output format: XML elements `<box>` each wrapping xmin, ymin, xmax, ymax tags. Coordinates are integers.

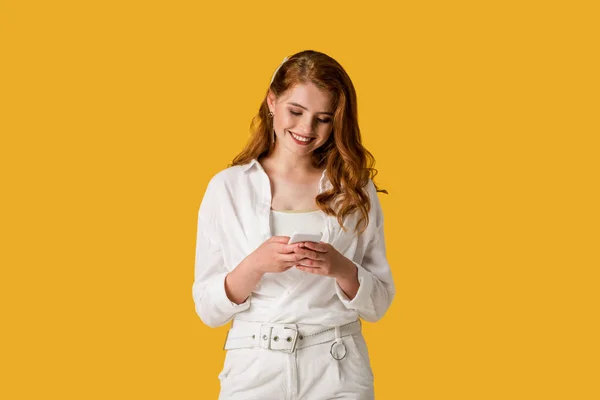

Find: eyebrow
<box><xmin>287</xmin><ymin>102</ymin><xmax>334</xmax><ymax>116</ymax></box>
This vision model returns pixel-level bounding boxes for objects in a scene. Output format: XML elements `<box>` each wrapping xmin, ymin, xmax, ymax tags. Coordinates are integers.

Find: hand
<box><xmin>244</xmin><ymin>236</ymin><xmax>305</xmax><ymax>275</ymax></box>
<box><xmin>293</xmin><ymin>241</ymin><xmax>357</xmax><ymax>279</ymax></box>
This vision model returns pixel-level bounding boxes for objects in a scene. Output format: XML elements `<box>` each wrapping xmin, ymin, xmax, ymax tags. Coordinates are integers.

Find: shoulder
<box><xmin>364</xmin><ymin>178</ymin><xmax>385</xmax><ymax>223</ymax></box>
<box><xmin>365</xmin><ymin>178</ymin><xmax>376</xmax><ymax>193</ymax></box>
<box><xmin>199</xmin><ymin>165</ymin><xmax>247</xmax><ymax>214</ymax></box>
<box><xmin>363</xmin><ymin>178</ymin><xmax>379</xmax><ymax>202</ymax></box>
<box><xmin>207</xmin><ymin>164</ymin><xmax>245</xmax><ymax>186</ymax></box>
<box><xmin>198</xmin><ymin>166</ymin><xmax>238</xmax><ymax>205</ymax></box>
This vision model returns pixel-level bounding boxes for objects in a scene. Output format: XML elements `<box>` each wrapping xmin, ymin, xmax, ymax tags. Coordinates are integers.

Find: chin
<box><xmin>287</xmin><ymin>146</ymin><xmax>314</xmax><ymax>155</ymax></box>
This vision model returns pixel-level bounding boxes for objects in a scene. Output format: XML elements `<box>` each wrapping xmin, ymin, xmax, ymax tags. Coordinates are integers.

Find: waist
<box><xmin>224</xmin><ymin>319</ymin><xmax>362</xmax><ymax>353</ymax></box>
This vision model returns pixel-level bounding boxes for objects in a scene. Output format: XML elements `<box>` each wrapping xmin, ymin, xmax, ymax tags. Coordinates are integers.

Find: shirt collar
<box><xmin>242</xmin><ymin>158</ymin><xmax>260</xmax><ymax>173</ymax></box>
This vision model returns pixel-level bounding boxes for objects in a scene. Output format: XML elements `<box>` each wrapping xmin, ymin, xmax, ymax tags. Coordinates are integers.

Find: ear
<box><xmin>267</xmin><ymin>90</ymin><xmax>277</xmax><ymax>110</ymax></box>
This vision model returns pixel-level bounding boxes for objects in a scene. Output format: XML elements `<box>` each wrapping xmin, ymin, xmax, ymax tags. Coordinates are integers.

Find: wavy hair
<box><xmin>229</xmin><ymin>50</ymin><xmax>388</xmax><ymax>235</ymax></box>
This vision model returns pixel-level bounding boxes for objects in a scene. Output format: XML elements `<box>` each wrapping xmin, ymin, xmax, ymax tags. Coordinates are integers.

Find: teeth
<box><xmin>291</xmin><ymin>132</ymin><xmax>312</xmax><ymax>142</ymax></box>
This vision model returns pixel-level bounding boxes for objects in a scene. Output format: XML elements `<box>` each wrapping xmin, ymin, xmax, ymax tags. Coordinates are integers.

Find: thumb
<box><xmin>269</xmin><ymin>235</ymin><xmax>291</xmax><ymax>244</ymax></box>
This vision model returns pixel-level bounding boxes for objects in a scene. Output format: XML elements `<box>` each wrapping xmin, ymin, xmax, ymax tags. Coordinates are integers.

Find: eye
<box><xmin>289</xmin><ymin>110</ymin><xmax>331</xmax><ymax>124</ymax></box>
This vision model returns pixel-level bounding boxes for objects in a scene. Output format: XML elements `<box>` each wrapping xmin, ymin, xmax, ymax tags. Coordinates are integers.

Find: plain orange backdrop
<box><xmin>1</xmin><ymin>0</ymin><xmax>598</xmax><ymax>399</ymax></box>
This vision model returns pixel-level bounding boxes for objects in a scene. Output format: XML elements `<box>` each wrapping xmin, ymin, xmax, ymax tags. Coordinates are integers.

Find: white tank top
<box><xmin>269</xmin><ymin>208</ymin><xmax>325</xmax><ymax>237</ymax></box>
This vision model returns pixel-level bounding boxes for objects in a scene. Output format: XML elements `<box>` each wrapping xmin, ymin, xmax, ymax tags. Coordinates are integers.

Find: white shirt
<box><xmin>192</xmin><ymin>158</ymin><xmax>395</xmax><ymax>328</ymax></box>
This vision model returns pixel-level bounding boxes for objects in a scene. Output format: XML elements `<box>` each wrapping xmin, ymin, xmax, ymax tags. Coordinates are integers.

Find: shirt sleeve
<box><xmin>334</xmin><ymin>180</ymin><xmax>396</xmax><ymax>322</ymax></box>
<box><xmin>192</xmin><ymin>176</ymin><xmax>250</xmax><ymax>328</ymax></box>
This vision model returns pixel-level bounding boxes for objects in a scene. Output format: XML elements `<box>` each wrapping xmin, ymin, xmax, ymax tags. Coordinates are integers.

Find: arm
<box><xmin>334</xmin><ymin>180</ymin><xmax>396</xmax><ymax>322</ymax></box>
<box><xmin>335</xmin><ymin>260</ymin><xmax>360</xmax><ymax>300</ymax></box>
<box><xmin>224</xmin><ymin>258</ymin><xmax>264</xmax><ymax>305</ymax></box>
<box><xmin>191</xmin><ymin>177</ymin><xmax>251</xmax><ymax>328</ymax></box>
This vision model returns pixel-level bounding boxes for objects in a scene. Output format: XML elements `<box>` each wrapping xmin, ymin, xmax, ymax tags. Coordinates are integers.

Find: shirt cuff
<box><xmin>334</xmin><ymin>261</ymin><xmax>373</xmax><ymax>309</ymax></box>
<box><xmin>208</xmin><ymin>272</ymin><xmax>251</xmax><ymax>314</ymax></box>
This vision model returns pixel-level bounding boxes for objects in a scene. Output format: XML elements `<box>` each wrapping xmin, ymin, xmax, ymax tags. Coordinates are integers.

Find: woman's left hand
<box><xmin>293</xmin><ymin>241</ymin><xmax>356</xmax><ymax>279</ymax></box>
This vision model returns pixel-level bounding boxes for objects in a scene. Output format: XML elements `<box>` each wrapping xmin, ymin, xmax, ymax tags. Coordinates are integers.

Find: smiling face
<box><xmin>267</xmin><ymin>82</ymin><xmax>335</xmax><ymax>156</ymax></box>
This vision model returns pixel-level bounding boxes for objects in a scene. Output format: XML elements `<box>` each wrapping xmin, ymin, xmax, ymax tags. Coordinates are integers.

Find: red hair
<box><xmin>229</xmin><ymin>50</ymin><xmax>388</xmax><ymax>234</ymax></box>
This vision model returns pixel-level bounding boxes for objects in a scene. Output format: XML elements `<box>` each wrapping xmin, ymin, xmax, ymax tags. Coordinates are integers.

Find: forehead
<box><xmin>280</xmin><ymin>82</ymin><xmax>334</xmax><ymax>112</ymax></box>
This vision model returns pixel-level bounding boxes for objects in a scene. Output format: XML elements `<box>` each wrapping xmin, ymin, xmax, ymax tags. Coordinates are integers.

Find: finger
<box><xmin>293</xmin><ymin>247</ymin><xmax>321</xmax><ymax>260</ymax></box>
<box><xmin>296</xmin><ymin>258</ymin><xmax>321</xmax><ymax>267</ymax></box>
<box><xmin>296</xmin><ymin>265</ymin><xmax>325</xmax><ymax>275</ymax></box>
<box><xmin>282</xmin><ymin>243</ymin><xmax>302</xmax><ymax>253</ymax></box>
<box><xmin>269</xmin><ymin>236</ymin><xmax>291</xmax><ymax>244</ymax></box>
<box><xmin>301</xmin><ymin>241</ymin><xmax>328</xmax><ymax>253</ymax></box>
<box><xmin>280</xmin><ymin>243</ymin><xmax>303</xmax><ymax>253</ymax></box>
<box><xmin>281</xmin><ymin>253</ymin><xmax>307</xmax><ymax>263</ymax></box>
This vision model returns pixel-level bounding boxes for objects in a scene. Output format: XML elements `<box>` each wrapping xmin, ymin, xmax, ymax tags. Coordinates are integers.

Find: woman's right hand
<box><xmin>225</xmin><ymin>236</ymin><xmax>304</xmax><ymax>305</ymax></box>
<box><xmin>245</xmin><ymin>236</ymin><xmax>304</xmax><ymax>275</ymax></box>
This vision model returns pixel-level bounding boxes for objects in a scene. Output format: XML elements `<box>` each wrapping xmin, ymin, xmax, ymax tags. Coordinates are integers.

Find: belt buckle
<box><xmin>272</xmin><ymin>326</ymin><xmax>299</xmax><ymax>353</ymax></box>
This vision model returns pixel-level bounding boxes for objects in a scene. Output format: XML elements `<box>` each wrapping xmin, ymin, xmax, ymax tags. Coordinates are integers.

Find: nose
<box><xmin>296</xmin><ymin>117</ymin><xmax>316</xmax><ymax>135</ymax></box>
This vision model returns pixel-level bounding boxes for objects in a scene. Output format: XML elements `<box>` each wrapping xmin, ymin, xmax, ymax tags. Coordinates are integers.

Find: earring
<box><xmin>269</xmin><ymin>110</ymin><xmax>275</xmax><ymax>144</ymax></box>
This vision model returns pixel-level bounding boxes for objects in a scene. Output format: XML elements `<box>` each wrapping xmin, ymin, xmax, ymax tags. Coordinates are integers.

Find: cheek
<box><xmin>319</xmin><ymin>128</ymin><xmax>333</xmax><ymax>141</ymax></box>
<box><xmin>276</xmin><ymin>113</ymin><xmax>294</xmax><ymax>128</ymax></box>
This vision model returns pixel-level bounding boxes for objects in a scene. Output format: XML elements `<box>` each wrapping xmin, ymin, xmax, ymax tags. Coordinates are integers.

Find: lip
<box><xmin>288</xmin><ymin>131</ymin><xmax>316</xmax><ymax>145</ymax></box>
<box><xmin>289</xmin><ymin>131</ymin><xmax>315</xmax><ymax>139</ymax></box>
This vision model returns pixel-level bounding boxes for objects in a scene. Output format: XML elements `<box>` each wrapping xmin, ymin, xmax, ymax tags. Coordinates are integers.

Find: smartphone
<box><xmin>288</xmin><ymin>232</ymin><xmax>323</xmax><ymax>245</ymax></box>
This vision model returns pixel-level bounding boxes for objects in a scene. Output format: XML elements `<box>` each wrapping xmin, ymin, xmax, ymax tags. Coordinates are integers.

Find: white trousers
<box><xmin>217</xmin><ymin>319</ymin><xmax>375</xmax><ymax>400</ymax></box>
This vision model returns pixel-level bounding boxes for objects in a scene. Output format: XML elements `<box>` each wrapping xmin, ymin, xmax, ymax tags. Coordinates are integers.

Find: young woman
<box><xmin>192</xmin><ymin>50</ymin><xmax>395</xmax><ymax>400</ymax></box>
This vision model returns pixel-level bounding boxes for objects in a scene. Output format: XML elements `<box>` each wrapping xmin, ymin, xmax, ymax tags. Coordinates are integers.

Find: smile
<box><xmin>289</xmin><ymin>131</ymin><xmax>316</xmax><ymax>144</ymax></box>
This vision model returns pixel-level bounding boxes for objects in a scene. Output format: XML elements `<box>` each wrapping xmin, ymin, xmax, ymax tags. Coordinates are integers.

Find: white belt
<box><xmin>223</xmin><ymin>319</ymin><xmax>362</xmax><ymax>354</ymax></box>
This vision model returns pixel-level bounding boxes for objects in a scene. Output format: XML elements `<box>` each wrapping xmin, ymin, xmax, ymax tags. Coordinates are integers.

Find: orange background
<box><xmin>1</xmin><ymin>0</ymin><xmax>598</xmax><ymax>399</ymax></box>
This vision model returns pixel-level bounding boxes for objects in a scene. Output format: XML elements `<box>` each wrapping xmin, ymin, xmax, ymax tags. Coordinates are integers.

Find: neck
<box><xmin>264</xmin><ymin>142</ymin><xmax>317</xmax><ymax>175</ymax></box>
